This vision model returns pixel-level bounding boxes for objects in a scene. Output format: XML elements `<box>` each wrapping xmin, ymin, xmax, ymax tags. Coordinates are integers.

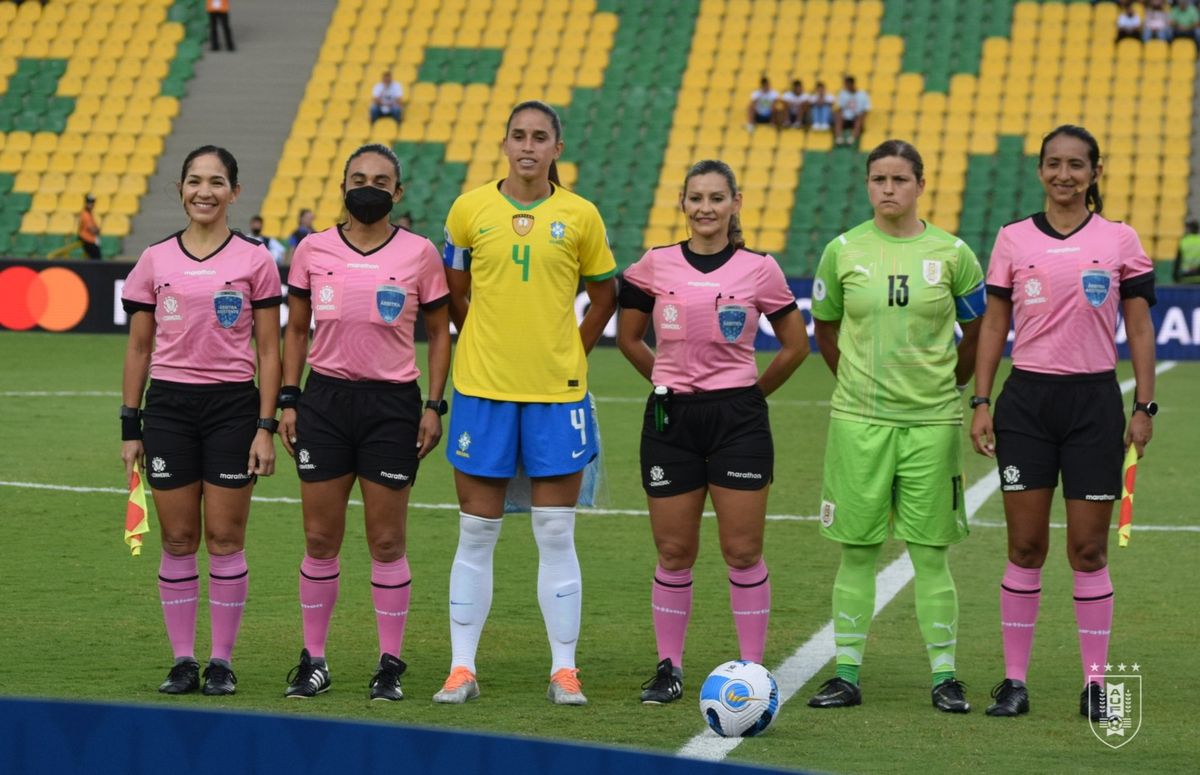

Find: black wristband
<box><xmin>278</xmin><ymin>385</ymin><xmax>301</xmax><ymax>410</ymax></box>
<box><xmin>121</xmin><ymin>415</ymin><xmax>143</xmax><ymax>441</ymax></box>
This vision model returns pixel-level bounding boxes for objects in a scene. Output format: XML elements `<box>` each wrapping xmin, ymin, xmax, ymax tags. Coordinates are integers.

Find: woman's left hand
<box><xmin>416</xmin><ymin>410</ymin><xmax>443</xmax><ymax>459</ymax></box>
<box><xmin>1125</xmin><ymin>412</ymin><xmax>1153</xmax><ymax>458</ymax></box>
<box><xmin>247</xmin><ymin>428</ymin><xmax>277</xmax><ymax>476</ymax></box>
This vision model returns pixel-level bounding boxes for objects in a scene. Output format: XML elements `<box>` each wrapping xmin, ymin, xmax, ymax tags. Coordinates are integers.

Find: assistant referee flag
<box><xmin>124</xmin><ymin>460</ymin><xmax>149</xmax><ymax>556</ymax></box>
<box><xmin>1118</xmin><ymin>445</ymin><xmax>1138</xmax><ymax>548</ymax></box>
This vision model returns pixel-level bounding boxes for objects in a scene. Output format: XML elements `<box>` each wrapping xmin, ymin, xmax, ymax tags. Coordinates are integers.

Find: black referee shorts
<box><xmin>640</xmin><ymin>385</ymin><xmax>773</xmax><ymax>497</ymax></box>
<box><xmin>993</xmin><ymin>368</ymin><xmax>1125</xmax><ymax>501</ymax></box>
<box><xmin>293</xmin><ymin>371</ymin><xmax>421</xmax><ymax>489</ymax></box>
<box><xmin>142</xmin><ymin>380</ymin><xmax>259</xmax><ymax>490</ymax></box>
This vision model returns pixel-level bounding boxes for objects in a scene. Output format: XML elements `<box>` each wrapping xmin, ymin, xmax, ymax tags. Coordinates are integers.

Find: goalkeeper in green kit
<box><xmin>807</xmin><ymin>140</ymin><xmax>985</xmax><ymax>713</ymax></box>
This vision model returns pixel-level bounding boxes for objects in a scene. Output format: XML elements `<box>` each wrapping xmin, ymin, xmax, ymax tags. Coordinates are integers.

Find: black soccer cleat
<box><xmin>201</xmin><ymin>660</ymin><xmax>237</xmax><ymax>696</ymax></box>
<box><xmin>368</xmin><ymin>653</ymin><xmax>407</xmax><ymax>701</ymax></box>
<box><xmin>808</xmin><ymin>676</ymin><xmax>862</xmax><ymax>708</ymax></box>
<box><xmin>640</xmin><ymin>658</ymin><xmax>684</xmax><ymax>705</ymax></box>
<box><xmin>285</xmin><ymin>648</ymin><xmax>331</xmax><ymax>698</ymax></box>
<box><xmin>931</xmin><ymin>678</ymin><xmax>971</xmax><ymax>713</ymax></box>
<box><xmin>1080</xmin><ymin>682</ymin><xmax>1106</xmax><ymax>721</ymax></box>
<box><xmin>985</xmin><ymin>678</ymin><xmax>1030</xmax><ymax>717</ymax></box>
<box><xmin>158</xmin><ymin>658</ymin><xmax>200</xmax><ymax>694</ymax></box>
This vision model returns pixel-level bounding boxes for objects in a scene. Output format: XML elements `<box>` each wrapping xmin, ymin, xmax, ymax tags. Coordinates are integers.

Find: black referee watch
<box><xmin>1132</xmin><ymin>400</ymin><xmax>1158</xmax><ymax>418</ymax></box>
<box><xmin>969</xmin><ymin>396</ymin><xmax>991</xmax><ymax>409</ymax></box>
<box><xmin>119</xmin><ymin>405</ymin><xmax>141</xmax><ymax>419</ymax></box>
<box><xmin>256</xmin><ymin>417</ymin><xmax>280</xmax><ymax>433</ymax></box>
<box><xmin>424</xmin><ymin>399</ymin><xmax>448</xmax><ymax>416</ymax></box>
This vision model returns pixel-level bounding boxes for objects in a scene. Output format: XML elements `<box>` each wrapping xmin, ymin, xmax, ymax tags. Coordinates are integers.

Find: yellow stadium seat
<box><xmin>22</xmin><ymin>211</ymin><xmax>49</xmax><ymax>234</ymax></box>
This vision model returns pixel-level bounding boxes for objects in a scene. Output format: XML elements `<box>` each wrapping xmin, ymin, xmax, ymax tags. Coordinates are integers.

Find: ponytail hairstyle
<box><xmin>1039</xmin><ymin>124</ymin><xmax>1104</xmax><ymax>214</ymax></box>
<box><xmin>342</xmin><ymin>142</ymin><xmax>403</xmax><ymax>191</ymax></box>
<box><xmin>180</xmin><ymin>144</ymin><xmax>239</xmax><ymax>188</ymax></box>
<box><xmin>505</xmin><ymin>100</ymin><xmax>563</xmax><ymax>186</ymax></box>
<box><xmin>865</xmin><ymin>138</ymin><xmax>924</xmax><ymax>181</ymax></box>
<box><xmin>682</xmin><ymin>159</ymin><xmax>745</xmax><ymax>250</ymax></box>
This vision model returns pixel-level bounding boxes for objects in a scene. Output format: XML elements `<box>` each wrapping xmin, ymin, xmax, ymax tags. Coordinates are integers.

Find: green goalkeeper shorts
<box><xmin>818</xmin><ymin>417</ymin><xmax>969</xmax><ymax>546</ymax></box>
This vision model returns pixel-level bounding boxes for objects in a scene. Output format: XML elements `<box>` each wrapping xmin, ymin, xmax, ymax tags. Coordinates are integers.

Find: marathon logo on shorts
<box><xmin>717</xmin><ymin>304</ymin><xmax>747</xmax><ymax>342</ymax></box>
<box><xmin>213</xmin><ymin>289</ymin><xmax>243</xmax><ymax>329</ymax></box>
<box><xmin>1081</xmin><ymin>269</ymin><xmax>1111</xmax><ymax>308</ymax></box>
<box><xmin>150</xmin><ymin>456</ymin><xmax>171</xmax><ymax>479</ymax></box>
<box><xmin>219</xmin><ymin>472</ymin><xmax>249</xmax><ymax>481</ymax></box>
<box><xmin>1085</xmin><ymin>493</ymin><xmax>1117</xmax><ymax>501</ymax></box>
<box><xmin>375</xmin><ymin>284</ymin><xmax>406</xmax><ymax>323</ymax></box>
<box><xmin>379</xmin><ymin>470</ymin><xmax>410</xmax><ymax>482</ymax></box>
<box><xmin>726</xmin><ymin>470</ymin><xmax>763</xmax><ymax>479</ymax></box>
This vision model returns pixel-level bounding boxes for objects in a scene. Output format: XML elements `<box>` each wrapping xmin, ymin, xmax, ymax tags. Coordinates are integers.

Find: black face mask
<box><xmin>344</xmin><ymin>186</ymin><xmax>394</xmax><ymax>224</ymax></box>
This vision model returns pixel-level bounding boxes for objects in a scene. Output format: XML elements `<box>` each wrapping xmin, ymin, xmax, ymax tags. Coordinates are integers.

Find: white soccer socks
<box><xmin>447</xmin><ymin>513</ymin><xmax>502</xmax><ymax>674</ymax></box>
<box><xmin>531</xmin><ymin>506</ymin><xmax>582</xmax><ymax>674</ymax></box>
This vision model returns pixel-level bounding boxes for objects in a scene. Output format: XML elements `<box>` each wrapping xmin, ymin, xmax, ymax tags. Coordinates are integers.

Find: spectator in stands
<box><xmin>834</xmin><ymin>75</ymin><xmax>871</xmax><ymax>147</ymax></box>
<box><xmin>781</xmin><ymin>79</ymin><xmax>810</xmax><ymax>128</ymax></box>
<box><xmin>1174</xmin><ymin>218</ymin><xmax>1200</xmax><ymax>282</ymax></box>
<box><xmin>370</xmin><ymin>71</ymin><xmax>405</xmax><ymax>124</ymax></box>
<box><xmin>1143</xmin><ymin>0</ymin><xmax>1172</xmax><ymax>41</ymax></box>
<box><xmin>745</xmin><ymin>76</ymin><xmax>785</xmax><ymax>131</ymax></box>
<box><xmin>287</xmin><ymin>209</ymin><xmax>314</xmax><ymax>261</ymax></box>
<box><xmin>1116</xmin><ymin>0</ymin><xmax>1141</xmax><ymax>41</ymax></box>
<box><xmin>207</xmin><ymin>0</ymin><xmax>235</xmax><ymax>52</ymax></box>
<box><xmin>809</xmin><ymin>81</ymin><xmax>834</xmax><ymax>131</ymax></box>
<box><xmin>248</xmin><ymin>214</ymin><xmax>286</xmax><ymax>265</ymax></box>
<box><xmin>1172</xmin><ymin>0</ymin><xmax>1200</xmax><ymax>47</ymax></box>
<box><xmin>78</xmin><ymin>193</ymin><xmax>101</xmax><ymax>260</ymax></box>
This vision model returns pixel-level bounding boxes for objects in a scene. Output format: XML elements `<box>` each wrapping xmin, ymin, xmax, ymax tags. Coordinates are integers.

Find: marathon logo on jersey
<box><xmin>1081</xmin><ymin>269</ymin><xmax>1111</xmax><ymax>308</ymax></box>
<box><xmin>923</xmin><ymin>260</ymin><xmax>942</xmax><ymax>284</ymax></box>
<box><xmin>213</xmin><ymin>289</ymin><xmax>243</xmax><ymax>329</ymax></box>
<box><xmin>512</xmin><ymin>213</ymin><xmax>534</xmax><ymax>236</ymax></box>
<box><xmin>375</xmin><ymin>284</ymin><xmax>406</xmax><ymax>323</ymax></box>
<box><xmin>717</xmin><ymin>304</ymin><xmax>747</xmax><ymax>342</ymax></box>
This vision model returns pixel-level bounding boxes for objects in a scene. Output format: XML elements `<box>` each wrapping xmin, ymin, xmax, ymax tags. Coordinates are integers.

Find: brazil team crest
<box><xmin>212</xmin><ymin>289</ymin><xmax>243</xmax><ymax>329</ymax></box>
<box><xmin>550</xmin><ymin>221</ymin><xmax>566</xmax><ymax>240</ymax></box>
<box><xmin>1081</xmin><ymin>268</ymin><xmax>1111</xmax><ymax>308</ymax></box>
<box><xmin>375</xmin><ymin>284</ymin><xmax>406</xmax><ymax>323</ymax></box>
<box><xmin>1087</xmin><ymin>664</ymin><xmax>1142</xmax><ymax>748</ymax></box>
<box><xmin>717</xmin><ymin>304</ymin><xmax>747</xmax><ymax>343</ymax></box>
<box><xmin>512</xmin><ymin>214</ymin><xmax>534</xmax><ymax>236</ymax></box>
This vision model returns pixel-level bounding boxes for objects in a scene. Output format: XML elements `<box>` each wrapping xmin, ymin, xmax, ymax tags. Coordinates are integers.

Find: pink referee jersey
<box><xmin>288</xmin><ymin>226</ymin><xmax>449</xmax><ymax>383</ymax></box>
<box><xmin>987</xmin><ymin>213</ymin><xmax>1154</xmax><ymax>375</ymax></box>
<box><xmin>122</xmin><ymin>232</ymin><xmax>282</xmax><ymax>383</ymax></box>
<box><xmin>622</xmin><ymin>242</ymin><xmax>796</xmax><ymax>393</ymax></box>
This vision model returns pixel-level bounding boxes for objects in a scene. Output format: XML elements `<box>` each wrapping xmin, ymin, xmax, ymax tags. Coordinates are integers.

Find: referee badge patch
<box><xmin>512</xmin><ymin>214</ymin><xmax>534</xmax><ymax>236</ymax></box>
<box><xmin>820</xmin><ymin>500</ymin><xmax>835</xmax><ymax>527</ymax></box>
<box><xmin>717</xmin><ymin>304</ymin><xmax>748</xmax><ymax>343</ymax></box>
<box><xmin>375</xmin><ymin>284</ymin><xmax>406</xmax><ymax>324</ymax></box>
<box><xmin>213</xmin><ymin>289</ymin><xmax>243</xmax><ymax>329</ymax></box>
<box><xmin>1081</xmin><ymin>268</ymin><xmax>1111</xmax><ymax>308</ymax></box>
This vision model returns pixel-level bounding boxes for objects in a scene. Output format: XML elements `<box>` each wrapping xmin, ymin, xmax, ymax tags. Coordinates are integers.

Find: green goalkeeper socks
<box><xmin>831</xmin><ymin>543</ymin><xmax>882</xmax><ymax>684</ymax></box>
<box><xmin>908</xmin><ymin>542</ymin><xmax>960</xmax><ymax>684</ymax></box>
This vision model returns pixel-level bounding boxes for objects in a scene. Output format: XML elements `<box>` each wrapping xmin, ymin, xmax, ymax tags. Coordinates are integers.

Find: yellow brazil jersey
<box><xmin>443</xmin><ymin>180</ymin><xmax>616</xmax><ymax>402</ymax></box>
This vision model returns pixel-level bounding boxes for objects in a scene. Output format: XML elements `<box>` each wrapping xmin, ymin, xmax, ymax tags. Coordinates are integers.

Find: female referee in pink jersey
<box><xmin>278</xmin><ymin>144</ymin><xmax>451</xmax><ymax>702</ymax></box>
<box><xmin>971</xmin><ymin>125</ymin><xmax>1157</xmax><ymax>720</ymax></box>
<box><xmin>121</xmin><ymin>145</ymin><xmax>282</xmax><ymax>696</ymax></box>
<box><xmin>617</xmin><ymin>159</ymin><xmax>809</xmax><ymax>703</ymax></box>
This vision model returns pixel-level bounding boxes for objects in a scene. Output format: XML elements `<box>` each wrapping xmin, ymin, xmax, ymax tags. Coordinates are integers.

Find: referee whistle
<box><xmin>653</xmin><ymin>385</ymin><xmax>671</xmax><ymax>432</ymax></box>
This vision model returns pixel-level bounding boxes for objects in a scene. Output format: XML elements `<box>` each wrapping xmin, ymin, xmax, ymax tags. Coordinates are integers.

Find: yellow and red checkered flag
<box><xmin>124</xmin><ymin>460</ymin><xmax>150</xmax><ymax>556</ymax></box>
<box><xmin>1118</xmin><ymin>445</ymin><xmax>1139</xmax><ymax>548</ymax></box>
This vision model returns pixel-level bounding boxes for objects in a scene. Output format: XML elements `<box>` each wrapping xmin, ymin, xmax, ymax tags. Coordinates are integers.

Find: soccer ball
<box><xmin>699</xmin><ymin>660</ymin><xmax>779</xmax><ymax>738</ymax></box>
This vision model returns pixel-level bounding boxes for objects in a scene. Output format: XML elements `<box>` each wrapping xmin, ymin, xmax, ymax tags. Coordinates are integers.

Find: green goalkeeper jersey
<box><xmin>811</xmin><ymin>220</ymin><xmax>984</xmax><ymax>427</ymax></box>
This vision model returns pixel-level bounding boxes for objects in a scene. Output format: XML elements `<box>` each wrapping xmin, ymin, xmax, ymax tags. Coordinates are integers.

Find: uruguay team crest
<box><xmin>717</xmin><ymin>304</ymin><xmax>747</xmax><ymax>343</ymax></box>
<box><xmin>1081</xmin><ymin>268</ymin><xmax>1111</xmax><ymax>308</ymax></box>
<box><xmin>375</xmin><ymin>284</ymin><xmax>406</xmax><ymax>323</ymax></box>
<box><xmin>512</xmin><ymin>213</ymin><xmax>534</xmax><ymax>236</ymax></box>
<box><xmin>923</xmin><ymin>259</ymin><xmax>942</xmax><ymax>284</ymax></box>
<box><xmin>1088</xmin><ymin>667</ymin><xmax>1143</xmax><ymax>748</ymax></box>
<box><xmin>213</xmin><ymin>289</ymin><xmax>243</xmax><ymax>329</ymax></box>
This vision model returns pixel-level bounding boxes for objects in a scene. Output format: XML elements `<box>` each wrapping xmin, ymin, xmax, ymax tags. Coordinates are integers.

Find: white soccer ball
<box><xmin>699</xmin><ymin>660</ymin><xmax>779</xmax><ymax>738</ymax></box>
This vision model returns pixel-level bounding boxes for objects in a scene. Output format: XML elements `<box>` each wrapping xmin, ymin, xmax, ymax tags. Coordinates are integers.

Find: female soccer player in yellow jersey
<box><xmin>435</xmin><ymin>101</ymin><xmax>618</xmax><ymax>705</ymax></box>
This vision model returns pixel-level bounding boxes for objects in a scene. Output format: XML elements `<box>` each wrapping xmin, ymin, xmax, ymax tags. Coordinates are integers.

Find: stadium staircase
<box><xmin>129</xmin><ymin>0</ymin><xmax>335</xmax><ymax>248</ymax></box>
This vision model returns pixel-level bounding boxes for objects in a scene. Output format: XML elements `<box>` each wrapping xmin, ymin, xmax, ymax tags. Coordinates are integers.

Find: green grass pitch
<box><xmin>0</xmin><ymin>332</ymin><xmax>1195</xmax><ymax>773</ymax></box>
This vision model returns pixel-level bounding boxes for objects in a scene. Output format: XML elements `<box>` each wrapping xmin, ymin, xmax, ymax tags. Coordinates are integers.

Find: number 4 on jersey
<box><xmin>511</xmin><ymin>244</ymin><xmax>531</xmax><ymax>282</ymax></box>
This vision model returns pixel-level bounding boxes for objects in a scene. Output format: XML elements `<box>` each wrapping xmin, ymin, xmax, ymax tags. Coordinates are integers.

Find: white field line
<box><xmin>677</xmin><ymin>360</ymin><xmax>1178</xmax><ymax>762</ymax></box>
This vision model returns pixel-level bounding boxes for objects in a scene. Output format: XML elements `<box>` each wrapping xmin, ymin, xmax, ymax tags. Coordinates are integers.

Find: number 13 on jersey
<box><xmin>511</xmin><ymin>244</ymin><xmax>531</xmax><ymax>282</ymax></box>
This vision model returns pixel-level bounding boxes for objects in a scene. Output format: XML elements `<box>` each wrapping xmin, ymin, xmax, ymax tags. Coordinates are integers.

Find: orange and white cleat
<box><xmin>547</xmin><ymin>667</ymin><xmax>587</xmax><ymax>706</ymax></box>
<box><xmin>432</xmin><ymin>666</ymin><xmax>479</xmax><ymax>704</ymax></box>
